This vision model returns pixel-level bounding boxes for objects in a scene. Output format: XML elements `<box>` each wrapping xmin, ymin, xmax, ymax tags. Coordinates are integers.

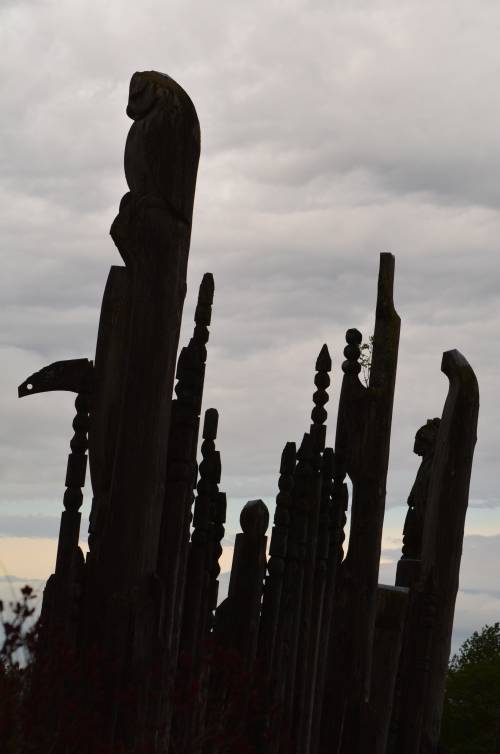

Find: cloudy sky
<box><xmin>1</xmin><ymin>0</ymin><xmax>500</xmax><ymax>651</ymax></box>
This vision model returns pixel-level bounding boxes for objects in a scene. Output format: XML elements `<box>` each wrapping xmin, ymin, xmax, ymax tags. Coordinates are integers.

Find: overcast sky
<box><xmin>1</xmin><ymin>0</ymin><xmax>500</xmax><ymax>651</ymax></box>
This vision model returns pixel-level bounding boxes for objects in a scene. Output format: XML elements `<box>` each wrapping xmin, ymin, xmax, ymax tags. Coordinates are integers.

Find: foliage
<box><xmin>0</xmin><ymin>585</ymin><xmax>39</xmax><ymax>754</ymax></box>
<box><xmin>359</xmin><ymin>336</ymin><xmax>373</xmax><ymax>387</ymax></box>
<box><xmin>0</xmin><ymin>585</ymin><xmax>269</xmax><ymax>753</ymax></box>
<box><xmin>441</xmin><ymin>623</ymin><xmax>500</xmax><ymax>754</ymax></box>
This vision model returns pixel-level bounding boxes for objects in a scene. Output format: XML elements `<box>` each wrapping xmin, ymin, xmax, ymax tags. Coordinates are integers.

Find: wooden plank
<box><xmin>364</xmin><ymin>585</ymin><xmax>409</xmax><ymax>754</ymax></box>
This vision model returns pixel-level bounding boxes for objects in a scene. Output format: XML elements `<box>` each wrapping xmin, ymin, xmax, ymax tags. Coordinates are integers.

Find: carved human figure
<box><xmin>401</xmin><ymin>418</ymin><xmax>441</xmax><ymax>559</ymax></box>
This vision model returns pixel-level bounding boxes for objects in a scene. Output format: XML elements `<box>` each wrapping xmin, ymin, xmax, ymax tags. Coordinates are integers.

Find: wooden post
<box><xmin>258</xmin><ymin>442</ymin><xmax>296</xmax><ymax>671</ymax></box>
<box><xmin>296</xmin><ymin>345</ymin><xmax>332</xmax><ymax>754</ymax></box>
<box><xmin>280</xmin><ymin>433</ymin><xmax>314</xmax><ymax>743</ymax></box>
<box><xmin>395</xmin><ymin>418</ymin><xmax>441</xmax><ymax>589</ymax></box>
<box><xmin>18</xmin><ymin>358</ymin><xmax>93</xmax><ymax>750</ymax></box>
<box><xmin>153</xmin><ymin>274</ymin><xmax>214</xmax><ymax>749</ymax></box>
<box><xmin>210</xmin><ymin>499</ymin><xmax>269</xmax><ymax>752</ymax></box>
<box><xmin>173</xmin><ymin>408</ymin><xmax>221</xmax><ymax>753</ymax></box>
<box><xmin>180</xmin><ymin>407</ymin><xmax>220</xmax><ymax>652</ymax></box>
<box><xmin>87</xmin><ymin>265</ymin><xmax>131</xmax><ymax>561</ymax></box>
<box><xmin>256</xmin><ymin>442</ymin><xmax>296</xmax><ymax>752</ymax></box>
<box><xmin>159</xmin><ymin>272</ymin><xmax>215</xmax><ymax>649</ymax></box>
<box><xmin>419</xmin><ymin>350</ymin><xmax>479</xmax><ymax>752</ymax></box>
<box><xmin>390</xmin><ymin>351</ymin><xmax>479</xmax><ymax>754</ymax></box>
<box><xmin>18</xmin><ymin>359</ymin><xmax>93</xmax><ymax>646</ymax></box>
<box><xmin>84</xmin><ymin>70</ymin><xmax>201</xmax><ymax>751</ymax></box>
<box><xmin>320</xmin><ymin>253</ymin><xmax>400</xmax><ymax>754</ymax></box>
<box><xmin>96</xmin><ymin>69</ymin><xmax>200</xmax><ymax>596</ymax></box>
<box><xmin>363</xmin><ymin>585</ymin><xmax>409</xmax><ymax>754</ymax></box>
<box><xmin>308</xmin><ymin>446</ymin><xmax>339</xmax><ymax>754</ymax></box>
<box><xmin>215</xmin><ymin>498</ymin><xmax>269</xmax><ymax>663</ymax></box>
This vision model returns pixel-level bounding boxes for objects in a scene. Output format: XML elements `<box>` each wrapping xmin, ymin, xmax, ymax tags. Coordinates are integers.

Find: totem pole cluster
<box><xmin>19</xmin><ymin>72</ymin><xmax>479</xmax><ymax>754</ymax></box>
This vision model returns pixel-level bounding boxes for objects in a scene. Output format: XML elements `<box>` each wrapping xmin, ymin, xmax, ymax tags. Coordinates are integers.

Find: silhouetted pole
<box><xmin>18</xmin><ymin>358</ymin><xmax>93</xmax><ymax>750</ymax></box>
<box><xmin>364</xmin><ymin>585</ymin><xmax>409</xmax><ymax>754</ymax></box>
<box><xmin>175</xmin><ymin>408</ymin><xmax>221</xmax><ymax>752</ymax></box>
<box><xmin>259</xmin><ymin>442</ymin><xmax>296</xmax><ymax>672</ymax></box>
<box><xmin>387</xmin><ymin>418</ymin><xmax>440</xmax><ymax>753</ymax></box>
<box><xmin>18</xmin><ymin>359</ymin><xmax>94</xmax><ymax>648</ymax></box>
<box><xmin>419</xmin><ymin>351</ymin><xmax>479</xmax><ymax>753</ymax></box>
<box><xmin>257</xmin><ymin>442</ymin><xmax>296</xmax><ymax>752</ymax></box>
<box><xmin>86</xmin><ymin>70</ymin><xmax>200</xmax><ymax>751</ymax></box>
<box><xmin>321</xmin><ymin>252</ymin><xmax>400</xmax><ymax>754</ymax></box>
<box><xmin>395</xmin><ymin>418</ymin><xmax>441</xmax><ymax>589</ymax></box>
<box><xmin>306</xmin><ymin>445</ymin><xmax>336</xmax><ymax>754</ymax></box>
<box><xmin>296</xmin><ymin>345</ymin><xmax>332</xmax><ymax>754</ymax></box>
<box><xmin>86</xmin><ymin>265</ymin><xmax>131</xmax><ymax>561</ymax></box>
<box><xmin>390</xmin><ymin>352</ymin><xmax>478</xmax><ymax>754</ymax></box>
<box><xmin>153</xmin><ymin>273</ymin><xmax>215</xmax><ymax>749</ymax></box>
<box><xmin>279</xmin><ymin>432</ymin><xmax>313</xmax><ymax>749</ymax></box>
<box><xmin>211</xmin><ymin>499</ymin><xmax>269</xmax><ymax>752</ymax></box>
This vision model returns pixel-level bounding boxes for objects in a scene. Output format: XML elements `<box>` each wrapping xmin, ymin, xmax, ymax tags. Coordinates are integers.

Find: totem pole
<box><xmin>320</xmin><ymin>253</ymin><xmax>401</xmax><ymax>753</ymax></box>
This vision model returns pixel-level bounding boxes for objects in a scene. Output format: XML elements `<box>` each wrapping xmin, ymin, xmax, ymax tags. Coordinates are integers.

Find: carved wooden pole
<box><xmin>281</xmin><ymin>432</ymin><xmax>314</xmax><ymax>739</ymax></box>
<box><xmin>396</xmin><ymin>418</ymin><xmax>441</xmax><ymax>589</ymax></box>
<box><xmin>180</xmin><ymin>408</ymin><xmax>220</xmax><ymax>659</ymax></box>
<box><xmin>158</xmin><ymin>272</ymin><xmax>215</xmax><ymax>646</ymax></box>
<box><xmin>210</xmin><ymin>499</ymin><xmax>269</xmax><ymax>751</ymax></box>
<box><xmin>193</xmin><ymin>488</ymin><xmax>227</xmax><ymax>753</ymax></box>
<box><xmin>263</xmin><ymin>432</ymin><xmax>309</xmax><ymax>752</ymax></box>
<box><xmin>207</xmin><ymin>491</ymin><xmax>227</xmax><ymax>628</ymax></box>
<box><xmin>82</xmin><ymin>70</ymin><xmax>200</xmax><ymax>752</ymax></box>
<box><xmin>152</xmin><ymin>274</ymin><xmax>214</xmax><ymax>748</ymax></box>
<box><xmin>255</xmin><ymin>442</ymin><xmax>296</xmax><ymax>753</ymax></box>
<box><xmin>18</xmin><ymin>359</ymin><xmax>94</xmax><ymax>645</ymax></box>
<box><xmin>381</xmin><ymin>419</ymin><xmax>441</xmax><ymax>754</ymax></box>
<box><xmin>87</xmin><ymin>265</ymin><xmax>131</xmax><ymax>561</ymax></box>
<box><xmin>389</xmin><ymin>353</ymin><xmax>479</xmax><ymax>754</ymax></box>
<box><xmin>95</xmin><ymin>69</ymin><xmax>200</xmax><ymax>597</ymax></box>
<box><xmin>304</xmin><ymin>446</ymin><xmax>335</xmax><ymax>752</ymax></box>
<box><xmin>214</xmin><ymin>497</ymin><xmax>269</xmax><ymax>663</ymax></box>
<box><xmin>295</xmin><ymin>345</ymin><xmax>332</xmax><ymax>753</ymax></box>
<box><xmin>18</xmin><ymin>359</ymin><xmax>93</xmax><ymax>751</ymax></box>
<box><xmin>258</xmin><ymin>442</ymin><xmax>296</xmax><ymax>671</ymax></box>
<box><xmin>415</xmin><ymin>351</ymin><xmax>478</xmax><ymax>754</ymax></box>
<box><xmin>310</xmin><ymin>448</ymin><xmax>348</xmax><ymax>754</ymax></box>
<box><xmin>174</xmin><ymin>408</ymin><xmax>221</xmax><ymax>753</ymax></box>
<box><xmin>320</xmin><ymin>252</ymin><xmax>400</xmax><ymax>754</ymax></box>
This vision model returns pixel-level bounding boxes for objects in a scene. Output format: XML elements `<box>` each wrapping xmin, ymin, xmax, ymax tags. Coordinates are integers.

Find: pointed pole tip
<box><xmin>198</xmin><ymin>272</ymin><xmax>215</xmax><ymax>303</ymax></box>
<box><xmin>316</xmin><ymin>343</ymin><xmax>332</xmax><ymax>372</ymax></box>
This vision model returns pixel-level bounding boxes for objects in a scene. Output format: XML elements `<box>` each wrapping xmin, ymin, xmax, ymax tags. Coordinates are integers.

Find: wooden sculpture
<box><xmin>18</xmin><ymin>73</ymin><xmax>479</xmax><ymax>754</ymax></box>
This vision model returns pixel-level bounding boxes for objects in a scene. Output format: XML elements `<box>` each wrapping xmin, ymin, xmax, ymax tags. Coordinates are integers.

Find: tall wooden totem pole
<box><xmin>19</xmin><ymin>70</ymin><xmax>202</xmax><ymax>752</ymax></box>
